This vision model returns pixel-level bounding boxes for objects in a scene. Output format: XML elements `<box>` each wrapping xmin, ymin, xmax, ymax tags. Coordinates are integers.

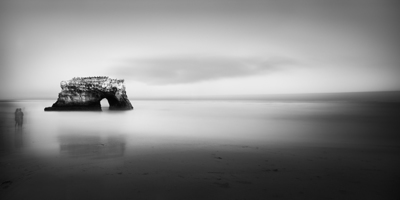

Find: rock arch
<box><xmin>45</xmin><ymin>76</ymin><xmax>133</xmax><ymax>111</ymax></box>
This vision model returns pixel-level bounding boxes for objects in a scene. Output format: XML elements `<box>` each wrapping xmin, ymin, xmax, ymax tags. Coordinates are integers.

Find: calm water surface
<box><xmin>1</xmin><ymin>100</ymin><xmax>399</xmax><ymax>158</ymax></box>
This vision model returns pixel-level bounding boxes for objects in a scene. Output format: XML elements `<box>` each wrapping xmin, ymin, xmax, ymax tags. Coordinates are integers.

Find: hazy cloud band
<box><xmin>112</xmin><ymin>57</ymin><xmax>295</xmax><ymax>85</ymax></box>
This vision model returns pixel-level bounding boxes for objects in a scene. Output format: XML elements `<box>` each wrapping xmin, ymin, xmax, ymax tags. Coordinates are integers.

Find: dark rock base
<box><xmin>44</xmin><ymin>107</ymin><xmax>102</xmax><ymax>111</ymax></box>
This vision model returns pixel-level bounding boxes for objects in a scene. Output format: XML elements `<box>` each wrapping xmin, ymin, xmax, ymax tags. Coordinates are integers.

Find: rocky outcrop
<box><xmin>45</xmin><ymin>76</ymin><xmax>133</xmax><ymax>111</ymax></box>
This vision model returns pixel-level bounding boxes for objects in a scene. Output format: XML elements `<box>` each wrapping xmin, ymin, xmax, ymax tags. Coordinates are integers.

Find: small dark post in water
<box><xmin>15</xmin><ymin>108</ymin><xmax>24</xmax><ymax>127</ymax></box>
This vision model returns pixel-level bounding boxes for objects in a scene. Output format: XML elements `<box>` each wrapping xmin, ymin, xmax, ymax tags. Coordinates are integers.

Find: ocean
<box><xmin>0</xmin><ymin>96</ymin><xmax>399</xmax><ymax>199</ymax></box>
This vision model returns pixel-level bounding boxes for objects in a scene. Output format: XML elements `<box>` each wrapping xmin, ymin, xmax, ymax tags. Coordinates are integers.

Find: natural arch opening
<box><xmin>100</xmin><ymin>98</ymin><xmax>109</xmax><ymax>108</ymax></box>
<box><xmin>99</xmin><ymin>94</ymin><xmax>122</xmax><ymax>110</ymax></box>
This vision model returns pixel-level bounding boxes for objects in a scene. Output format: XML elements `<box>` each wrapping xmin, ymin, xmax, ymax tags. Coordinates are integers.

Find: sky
<box><xmin>1</xmin><ymin>0</ymin><xmax>399</xmax><ymax>99</ymax></box>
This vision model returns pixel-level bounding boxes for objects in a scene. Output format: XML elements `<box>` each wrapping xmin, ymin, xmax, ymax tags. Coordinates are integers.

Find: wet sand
<box><xmin>1</xmin><ymin>99</ymin><xmax>400</xmax><ymax>199</ymax></box>
<box><xmin>1</xmin><ymin>142</ymin><xmax>399</xmax><ymax>200</ymax></box>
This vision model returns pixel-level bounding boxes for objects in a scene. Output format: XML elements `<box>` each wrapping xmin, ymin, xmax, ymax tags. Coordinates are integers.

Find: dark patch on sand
<box><xmin>262</xmin><ymin>169</ymin><xmax>279</xmax><ymax>172</ymax></box>
<box><xmin>213</xmin><ymin>182</ymin><xmax>230</xmax><ymax>188</ymax></box>
<box><xmin>2</xmin><ymin>181</ymin><xmax>12</xmax><ymax>189</ymax></box>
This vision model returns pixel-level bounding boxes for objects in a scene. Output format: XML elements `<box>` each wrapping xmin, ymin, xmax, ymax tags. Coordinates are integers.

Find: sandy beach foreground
<box><xmin>1</xmin><ymin>142</ymin><xmax>400</xmax><ymax>200</ymax></box>
<box><xmin>0</xmin><ymin>99</ymin><xmax>399</xmax><ymax>199</ymax></box>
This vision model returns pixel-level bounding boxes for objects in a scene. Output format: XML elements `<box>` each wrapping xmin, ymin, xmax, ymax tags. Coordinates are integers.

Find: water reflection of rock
<box><xmin>14</xmin><ymin>128</ymin><xmax>24</xmax><ymax>149</ymax></box>
<box><xmin>59</xmin><ymin>135</ymin><xmax>125</xmax><ymax>158</ymax></box>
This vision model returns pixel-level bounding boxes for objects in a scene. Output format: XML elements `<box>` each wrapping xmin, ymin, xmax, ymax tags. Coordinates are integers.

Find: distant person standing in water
<box><xmin>15</xmin><ymin>108</ymin><xmax>24</xmax><ymax>127</ymax></box>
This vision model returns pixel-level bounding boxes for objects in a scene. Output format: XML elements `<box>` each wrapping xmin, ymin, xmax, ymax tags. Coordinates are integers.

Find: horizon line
<box><xmin>1</xmin><ymin>90</ymin><xmax>400</xmax><ymax>102</ymax></box>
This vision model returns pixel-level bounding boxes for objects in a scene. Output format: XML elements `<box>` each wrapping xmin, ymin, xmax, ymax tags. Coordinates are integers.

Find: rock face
<box><xmin>45</xmin><ymin>76</ymin><xmax>133</xmax><ymax>111</ymax></box>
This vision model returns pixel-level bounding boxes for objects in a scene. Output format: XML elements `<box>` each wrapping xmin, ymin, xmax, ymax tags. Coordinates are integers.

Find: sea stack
<box><xmin>45</xmin><ymin>76</ymin><xmax>133</xmax><ymax>111</ymax></box>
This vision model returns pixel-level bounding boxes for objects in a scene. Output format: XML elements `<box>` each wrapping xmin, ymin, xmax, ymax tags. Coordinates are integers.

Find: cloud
<box><xmin>110</xmin><ymin>56</ymin><xmax>296</xmax><ymax>85</ymax></box>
